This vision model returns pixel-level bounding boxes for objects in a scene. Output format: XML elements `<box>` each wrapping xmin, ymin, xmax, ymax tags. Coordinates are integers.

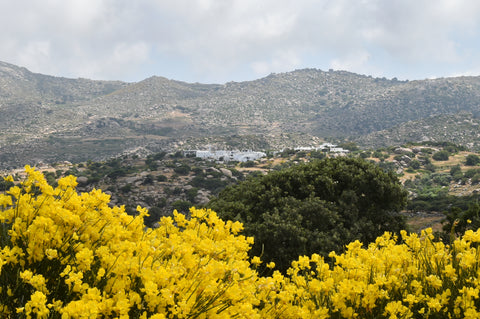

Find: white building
<box><xmin>183</xmin><ymin>150</ymin><xmax>266</xmax><ymax>162</ymax></box>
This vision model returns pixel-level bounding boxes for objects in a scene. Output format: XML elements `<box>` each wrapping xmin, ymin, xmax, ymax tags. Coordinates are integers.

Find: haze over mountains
<box><xmin>1</xmin><ymin>60</ymin><xmax>480</xmax><ymax>169</ymax></box>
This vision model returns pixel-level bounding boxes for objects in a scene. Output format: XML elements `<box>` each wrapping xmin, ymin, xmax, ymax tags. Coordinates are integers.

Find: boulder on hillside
<box><xmin>77</xmin><ymin>176</ymin><xmax>89</xmax><ymax>185</ymax></box>
<box><xmin>219</xmin><ymin>168</ymin><xmax>233</xmax><ymax>178</ymax></box>
<box><xmin>394</xmin><ymin>147</ymin><xmax>413</xmax><ymax>154</ymax></box>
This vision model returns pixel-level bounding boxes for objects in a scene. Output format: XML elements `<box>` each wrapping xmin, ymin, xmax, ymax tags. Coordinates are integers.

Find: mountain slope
<box><xmin>1</xmin><ymin>61</ymin><xmax>480</xmax><ymax>168</ymax></box>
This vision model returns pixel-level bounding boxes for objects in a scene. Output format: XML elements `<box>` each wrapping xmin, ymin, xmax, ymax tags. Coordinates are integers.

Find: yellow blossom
<box><xmin>251</xmin><ymin>256</ymin><xmax>262</xmax><ymax>266</ymax></box>
<box><xmin>4</xmin><ymin>168</ymin><xmax>480</xmax><ymax>318</ymax></box>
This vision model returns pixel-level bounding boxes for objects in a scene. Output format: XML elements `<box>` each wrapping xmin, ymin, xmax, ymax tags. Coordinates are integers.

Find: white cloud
<box><xmin>330</xmin><ymin>51</ymin><xmax>371</xmax><ymax>73</ymax></box>
<box><xmin>17</xmin><ymin>41</ymin><xmax>52</xmax><ymax>73</ymax></box>
<box><xmin>1</xmin><ymin>0</ymin><xmax>480</xmax><ymax>82</ymax></box>
<box><xmin>251</xmin><ymin>50</ymin><xmax>302</xmax><ymax>76</ymax></box>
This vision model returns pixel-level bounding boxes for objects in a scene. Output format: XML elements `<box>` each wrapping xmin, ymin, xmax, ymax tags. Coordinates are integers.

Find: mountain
<box><xmin>356</xmin><ymin>112</ymin><xmax>480</xmax><ymax>149</ymax></box>
<box><xmin>1</xmin><ymin>61</ymin><xmax>480</xmax><ymax>168</ymax></box>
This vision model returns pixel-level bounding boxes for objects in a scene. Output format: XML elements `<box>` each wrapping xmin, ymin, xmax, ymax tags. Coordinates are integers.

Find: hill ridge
<box><xmin>1</xmin><ymin>61</ymin><xmax>480</xmax><ymax>168</ymax></box>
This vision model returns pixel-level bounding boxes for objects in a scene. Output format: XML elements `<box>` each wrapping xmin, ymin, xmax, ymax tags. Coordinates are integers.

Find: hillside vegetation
<box><xmin>2</xmin><ymin>168</ymin><xmax>480</xmax><ymax>317</ymax></box>
<box><xmin>208</xmin><ymin>157</ymin><xmax>407</xmax><ymax>272</ymax></box>
<box><xmin>3</xmin><ymin>140</ymin><xmax>480</xmax><ymax>239</ymax></box>
<box><xmin>2</xmin><ymin>61</ymin><xmax>480</xmax><ymax>168</ymax></box>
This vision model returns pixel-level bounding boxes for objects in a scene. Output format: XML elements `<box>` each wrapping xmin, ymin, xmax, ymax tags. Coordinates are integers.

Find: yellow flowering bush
<box><xmin>264</xmin><ymin>229</ymin><xmax>480</xmax><ymax>318</ymax></box>
<box><xmin>0</xmin><ymin>166</ymin><xmax>261</xmax><ymax>318</ymax></box>
<box><xmin>2</xmin><ymin>167</ymin><xmax>480</xmax><ymax>318</ymax></box>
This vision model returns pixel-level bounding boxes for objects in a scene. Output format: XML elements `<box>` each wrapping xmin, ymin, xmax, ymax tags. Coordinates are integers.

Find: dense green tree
<box><xmin>309</xmin><ymin>150</ymin><xmax>326</xmax><ymax>159</ymax></box>
<box><xmin>450</xmin><ymin>164</ymin><xmax>462</xmax><ymax>177</ymax></box>
<box><xmin>0</xmin><ymin>179</ymin><xmax>14</xmax><ymax>192</ymax></box>
<box><xmin>443</xmin><ymin>202</ymin><xmax>480</xmax><ymax>238</ymax></box>
<box><xmin>174</xmin><ymin>164</ymin><xmax>191</xmax><ymax>175</ymax></box>
<box><xmin>464</xmin><ymin>168</ymin><xmax>480</xmax><ymax>179</ymax></box>
<box><xmin>338</xmin><ymin>142</ymin><xmax>359</xmax><ymax>151</ymax></box>
<box><xmin>372</xmin><ymin>150</ymin><xmax>384</xmax><ymax>158</ymax></box>
<box><xmin>186</xmin><ymin>187</ymin><xmax>199</xmax><ymax>202</ymax></box>
<box><xmin>432</xmin><ymin>150</ymin><xmax>450</xmax><ymax>161</ymax></box>
<box><xmin>465</xmin><ymin>154</ymin><xmax>480</xmax><ymax>166</ymax></box>
<box><xmin>207</xmin><ymin>157</ymin><xmax>407</xmax><ymax>272</ymax></box>
<box><xmin>408</xmin><ymin>159</ymin><xmax>421</xmax><ymax>170</ymax></box>
<box><xmin>172</xmin><ymin>200</ymin><xmax>192</xmax><ymax>213</ymax></box>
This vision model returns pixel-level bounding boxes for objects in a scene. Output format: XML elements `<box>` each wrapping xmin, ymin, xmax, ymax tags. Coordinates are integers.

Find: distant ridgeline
<box><xmin>2</xmin><ymin>60</ymin><xmax>480</xmax><ymax>167</ymax></box>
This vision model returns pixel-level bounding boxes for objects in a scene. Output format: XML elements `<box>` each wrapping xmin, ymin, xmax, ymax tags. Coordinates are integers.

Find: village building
<box><xmin>183</xmin><ymin>150</ymin><xmax>267</xmax><ymax>162</ymax></box>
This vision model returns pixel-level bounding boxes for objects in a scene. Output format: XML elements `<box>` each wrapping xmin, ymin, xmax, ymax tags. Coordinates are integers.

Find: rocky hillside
<box><xmin>356</xmin><ymin>112</ymin><xmax>480</xmax><ymax>149</ymax></box>
<box><xmin>4</xmin><ymin>141</ymin><xmax>480</xmax><ymax>234</ymax></box>
<box><xmin>1</xmin><ymin>61</ymin><xmax>480</xmax><ymax>168</ymax></box>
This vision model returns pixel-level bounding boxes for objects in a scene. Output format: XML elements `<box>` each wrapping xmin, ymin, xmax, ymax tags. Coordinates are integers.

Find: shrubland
<box><xmin>208</xmin><ymin>157</ymin><xmax>408</xmax><ymax>272</ymax></box>
<box><xmin>2</xmin><ymin>168</ymin><xmax>480</xmax><ymax>317</ymax></box>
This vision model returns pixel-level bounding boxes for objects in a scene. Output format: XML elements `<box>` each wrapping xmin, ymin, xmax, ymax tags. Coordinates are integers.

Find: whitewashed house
<box><xmin>183</xmin><ymin>150</ymin><xmax>266</xmax><ymax>162</ymax></box>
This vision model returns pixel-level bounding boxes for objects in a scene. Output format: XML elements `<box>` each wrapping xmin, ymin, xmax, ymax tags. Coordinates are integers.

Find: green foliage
<box><xmin>207</xmin><ymin>157</ymin><xmax>407</xmax><ymax>272</ymax></box>
<box><xmin>472</xmin><ymin>173</ymin><xmax>480</xmax><ymax>184</ymax></box>
<box><xmin>403</xmin><ymin>166</ymin><xmax>480</xmax><ymax>215</ymax></box>
<box><xmin>443</xmin><ymin>202</ymin><xmax>480</xmax><ymax>237</ymax></box>
<box><xmin>144</xmin><ymin>206</ymin><xmax>165</xmax><ymax>226</ymax></box>
<box><xmin>408</xmin><ymin>159</ymin><xmax>421</xmax><ymax>170</ymax></box>
<box><xmin>431</xmin><ymin>173</ymin><xmax>452</xmax><ymax>186</ymax></box>
<box><xmin>120</xmin><ymin>184</ymin><xmax>132</xmax><ymax>193</ymax></box>
<box><xmin>173</xmin><ymin>164</ymin><xmax>191</xmax><ymax>175</ymax></box>
<box><xmin>450</xmin><ymin>164</ymin><xmax>462</xmax><ymax>177</ymax></box>
<box><xmin>42</xmin><ymin>171</ymin><xmax>58</xmax><ymax>187</ymax></box>
<box><xmin>424</xmin><ymin>141</ymin><xmax>467</xmax><ymax>152</ymax></box>
<box><xmin>0</xmin><ymin>180</ymin><xmax>14</xmax><ymax>192</ymax></box>
<box><xmin>432</xmin><ymin>150</ymin><xmax>450</xmax><ymax>161</ymax></box>
<box><xmin>172</xmin><ymin>200</ymin><xmax>192</xmax><ymax>213</ymax></box>
<box><xmin>186</xmin><ymin>187</ymin><xmax>199</xmax><ymax>202</ymax></box>
<box><xmin>464</xmin><ymin>168</ymin><xmax>480</xmax><ymax>179</ymax></box>
<box><xmin>157</xmin><ymin>174</ymin><xmax>168</xmax><ymax>182</ymax></box>
<box><xmin>240</xmin><ymin>161</ymin><xmax>256</xmax><ymax>168</ymax></box>
<box><xmin>418</xmin><ymin>155</ymin><xmax>431</xmax><ymax>165</ymax></box>
<box><xmin>189</xmin><ymin>174</ymin><xmax>229</xmax><ymax>193</ymax></box>
<box><xmin>142</xmin><ymin>174</ymin><xmax>155</xmax><ymax>185</ymax></box>
<box><xmin>145</xmin><ymin>157</ymin><xmax>158</xmax><ymax>170</ymax></box>
<box><xmin>393</xmin><ymin>155</ymin><xmax>403</xmax><ymax>162</ymax></box>
<box><xmin>55</xmin><ymin>169</ymin><xmax>63</xmax><ymax>178</ymax></box>
<box><xmin>64</xmin><ymin>167</ymin><xmax>79</xmax><ymax>176</ymax></box>
<box><xmin>421</xmin><ymin>148</ymin><xmax>435</xmax><ymax>154</ymax></box>
<box><xmin>309</xmin><ymin>150</ymin><xmax>325</xmax><ymax>159</ymax></box>
<box><xmin>377</xmin><ymin>161</ymin><xmax>396</xmax><ymax>173</ymax></box>
<box><xmin>295</xmin><ymin>151</ymin><xmax>307</xmax><ymax>159</ymax></box>
<box><xmin>106</xmin><ymin>167</ymin><xmax>130</xmax><ymax>180</ymax></box>
<box><xmin>172</xmin><ymin>151</ymin><xmax>184</xmax><ymax>158</ymax></box>
<box><xmin>338</xmin><ymin>142</ymin><xmax>359</xmax><ymax>151</ymax></box>
<box><xmin>372</xmin><ymin>150</ymin><xmax>383</xmax><ymax>158</ymax></box>
<box><xmin>358</xmin><ymin>152</ymin><xmax>368</xmax><ymax>159</ymax></box>
<box><xmin>465</xmin><ymin>154</ymin><xmax>480</xmax><ymax>166</ymax></box>
<box><xmin>279</xmin><ymin>149</ymin><xmax>296</xmax><ymax>157</ymax></box>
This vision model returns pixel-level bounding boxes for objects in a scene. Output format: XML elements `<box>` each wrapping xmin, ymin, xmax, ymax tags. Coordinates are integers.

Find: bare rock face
<box><xmin>401</xmin><ymin>155</ymin><xmax>412</xmax><ymax>163</ymax></box>
<box><xmin>125</xmin><ymin>176</ymin><xmax>142</xmax><ymax>184</ymax></box>
<box><xmin>220</xmin><ymin>168</ymin><xmax>233</xmax><ymax>178</ymax></box>
<box><xmin>394</xmin><ymin>147</ymin><xmax>413</xmax><ymax>154</ymax></box>
<box><xmin>207</xmin><ymin>167</ymin><xmax>221</xmax><ymax>173</ymax></box>
<box><xmin>195</xmin><ymin>190</ymin><xmax>211</xmax><ymax>204</ymax></box>
<box><xmin>3</xmin><ymin>60</ymin><xmax>480</xmax><ymax>169</ymax></box>
<box><xmin>77</xmin><ymin>176</ymin><xmax>89</xmax><ymax>184</ymax></box>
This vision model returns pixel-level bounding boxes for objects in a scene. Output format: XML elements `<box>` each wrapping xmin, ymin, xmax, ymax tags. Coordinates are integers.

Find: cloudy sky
<box><xmin>1</xmin><ymin>0</ymin><xmax>480</xmax><ymax>84</ymax></box>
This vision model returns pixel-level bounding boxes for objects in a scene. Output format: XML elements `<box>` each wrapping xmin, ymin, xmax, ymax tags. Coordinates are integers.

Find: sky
<box><xmin>1</xmin><ymin>0</ymin><xmax>480</xmax><ymax>84</ymax></box>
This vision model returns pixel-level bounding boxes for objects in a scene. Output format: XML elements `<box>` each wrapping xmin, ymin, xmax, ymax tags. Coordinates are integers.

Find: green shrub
<box><xmin>432</xmin><ymin>150</ymin><xmax>450</xmax><ymax>161</ymax></box>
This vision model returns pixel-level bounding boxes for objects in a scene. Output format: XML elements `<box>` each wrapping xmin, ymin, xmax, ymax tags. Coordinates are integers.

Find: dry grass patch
<box><xmin>406</xmin><ymin>212</ymin><xmax>445</xmax><ymax>234</ymax></box>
